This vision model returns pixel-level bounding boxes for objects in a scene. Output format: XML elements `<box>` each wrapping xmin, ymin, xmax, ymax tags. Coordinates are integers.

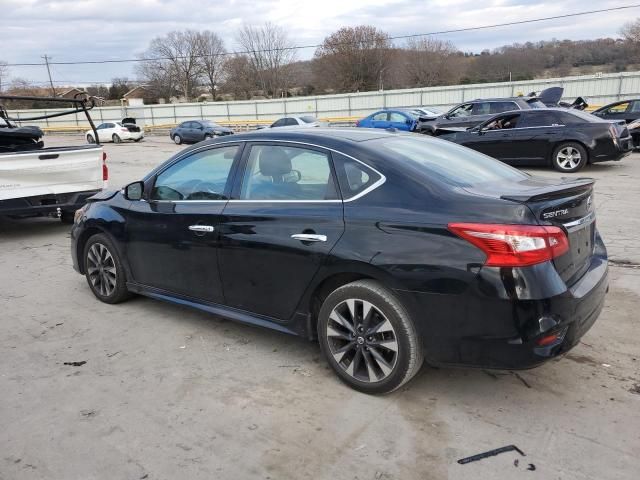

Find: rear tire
<box><xmin>552</xmin><ymin>142</ymin><xmax>587</xmax><ymax>173</ymax></box>
<box><xmin>87</xmin><ymin>134</ymin><xmax>95</xmax><ymax>144</ymax></box>
<box><xmin>173</xmin><ymin>134</ymin><xmax>182</xmax><ymax>145</ymax></box>
<box><xmin>83</xmin><ymin>233</ymin><xmax>131</xmax><ymax>304</ymax></box>
<box><xmin>112</xmin><ymin>134</ymin><xmax>122</xmax><ymax>144</ymax></box>
<box><xmin>317</xmin><ymin>280</ymin><xmax>424</xmax><ymax>394</ymax></box>
<box><xmin>134</xmin><ymin>138</ymin><xmax>143</xmax><ymax>142</ymax></box>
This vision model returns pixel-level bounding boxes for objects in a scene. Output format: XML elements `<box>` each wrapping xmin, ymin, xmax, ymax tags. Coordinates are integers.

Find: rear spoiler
<box><xmin>501</xmin><ymin>178</ymin><xmax>594</xmax><ymax>202</ymax></box>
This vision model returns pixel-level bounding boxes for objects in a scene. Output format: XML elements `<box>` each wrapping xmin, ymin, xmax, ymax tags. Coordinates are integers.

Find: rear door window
<box><xmin>519</xmin><ymin>111</ymin><xmax>561</xmax><ymax>127</ymax></box>
<box><xmin>471</xmin><ymin>102</ymin><xmax>491</xmax><ymax>115</ymax></box>
<box><xmin>284</xmin><ymin>118</ymin><xmax>298</xmax><ymax>126</ymax></box>
<box><xmin>240</xmin><ymin>144</ymin><xmax>338</xmax><ymax>201</ymax></box>
<box><xmin>372</xmin><ymin>112</ymin><xmax>388</xmax><ymax>121</ymax></box>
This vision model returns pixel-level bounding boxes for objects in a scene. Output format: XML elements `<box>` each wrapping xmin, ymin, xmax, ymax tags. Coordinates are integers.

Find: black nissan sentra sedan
<box><xmin>70</xmin><ymin>129</ymin><xmax>608</xmax><ymax>394</ymax></box>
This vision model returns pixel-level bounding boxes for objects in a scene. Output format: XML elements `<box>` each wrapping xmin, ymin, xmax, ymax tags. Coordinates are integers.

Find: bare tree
<box><xmin>313</xmin><ymin>26</ymin><xmax>392</xmax><ymax>92</ymax></box>
<box><xmin>236</xmin><ymin>23</ymin><xmax>296</xmax><ymax>97</ymax></box>
<box><xmin>135</xmin><ymin>57</ymin><xmax>179</xmax><ymax>101</ymax></box>
<box><xmin>621</xmin><ymin>19</ymin><xmax>640</xmax><ymax>43</ymax></box>
<box><xmin>0</xmin><ymin>61</ymin><xmax>8</xmax><ymax>93</ymax></box>
<box><xmin>196</xmin><ymin>31</ymin><xmax>226</xmax><ymax>99</ymax></box>
<box><xmin>220</xmin><ymin>55</ymin><xmax>255</xmax><ymax>100</ymax></box>
<box><xmin>403</xmin><ymin>37</ymin><xmax>460</xmax><ymax>87</ymax></box>
<box><xmin>142</xmin><ymin>30</ymin><xmax>204</xmax><ymax>100</ymax></box>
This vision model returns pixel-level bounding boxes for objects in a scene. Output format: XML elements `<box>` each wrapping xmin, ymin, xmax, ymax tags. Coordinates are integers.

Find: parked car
<box><xmin>436</xmin><ymin>108</ymin><xmax>632</xmax><ymax>172</ymax></box>
<box><xmin>356</xmin><ymin>109</ymin><xmax>419</xmax><ymax>131</ymax></box>
<box><xmin>170</xmin><ymin>120</ymin><xmax>233</xmax><ymax>145</ymax></box>
<box><xmin>71</xmin><ymin>128</ymin><xmax>608</xmax><ymax>394</ymax></box>
<box><xmin>268</xmin><ymin>115</ymin><xmax>321</xmax><ymax>128</ymax></box>
<box><xmin>86</xmin><ymin>120</ymin><xmax>143</xmax><ymax>144</ymax></box>
<box><xmin>416</xmin><ymin>96</ymin><xmax>546</xmax><ymax>134</ymax></box>
<box><xmin>591</xmin><ymin>99</ymin><xmax>640</xmax><ymax>147</ymax></box>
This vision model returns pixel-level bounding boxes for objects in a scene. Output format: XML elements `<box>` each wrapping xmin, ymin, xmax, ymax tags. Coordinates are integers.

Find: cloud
<box><xmin>0</xmin><ymin>0</ymin><xmax>634</xmax><ymax>84</ymax></box>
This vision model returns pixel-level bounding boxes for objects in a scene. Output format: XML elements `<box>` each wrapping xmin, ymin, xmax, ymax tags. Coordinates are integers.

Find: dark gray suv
<box><xmin>417</xmin><ymin>97</ymin><xmax>546</xmax><ymax>134</ymax></box>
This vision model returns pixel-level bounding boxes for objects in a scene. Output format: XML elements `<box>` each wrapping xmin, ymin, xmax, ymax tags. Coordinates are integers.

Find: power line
<box><xmin>4</xmin><ymin>4</ymin><xmax>640</xmax><ymax>67</ymax></box>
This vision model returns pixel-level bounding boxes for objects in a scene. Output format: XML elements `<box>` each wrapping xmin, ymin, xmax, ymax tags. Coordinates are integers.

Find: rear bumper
<box><xmin>397</xmin><ymin>237</ymin><xmax>609</xmax><ymax>370</ymax></box>
<box><xmin>592</xmin><ymin>136</ymin><xmax>633</xmax><ymax>162</ymax></box>
<box><xmin>122</xmin><ymin>131</ymin><xmax>144</xmax><ymax>140</ymax></box>
<box><xmin>0</xmin><ymin>190</ymin><xmax>101</xmax><ymax>217</ymax></box>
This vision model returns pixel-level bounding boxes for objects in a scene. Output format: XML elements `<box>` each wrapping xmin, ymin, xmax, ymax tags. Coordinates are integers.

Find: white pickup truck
<box><xmin>0</xmin><ymin>95</ymin><xmax>106</xmax><ymax>223</ymax></box>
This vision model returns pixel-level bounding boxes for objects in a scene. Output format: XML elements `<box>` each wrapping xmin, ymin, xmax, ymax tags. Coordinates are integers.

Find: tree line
<box><xmin>2</xmin><ymin>19</ymin><xmax>640</xmax><ymax>106</ymax></box>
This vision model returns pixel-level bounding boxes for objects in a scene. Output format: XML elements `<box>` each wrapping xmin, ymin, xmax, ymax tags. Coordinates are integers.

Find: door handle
<box><xmin>291</xmin><ymin>234</ymin><xmax>327</xmax><ymax>242</ymax></box>
<box><xmin>189</xmin><ymin>225</ymin><xmax>214</xmax><ymax>233</ymax></box>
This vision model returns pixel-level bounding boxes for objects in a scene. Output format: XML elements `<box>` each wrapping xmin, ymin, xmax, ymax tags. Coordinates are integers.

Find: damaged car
<box><xmin>436</xmin><ymin>108</ymin><xmax>632</xmax><ymax>172</ymax></box>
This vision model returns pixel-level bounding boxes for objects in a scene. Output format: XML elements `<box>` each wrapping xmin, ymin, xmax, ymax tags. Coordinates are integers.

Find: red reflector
<box><xmin>537</xmin><ymin>333</ymin><xmax>560</xmax><ymax>346</ymax></box>
<box><xmin>102</xmin><ymin>158</ymin><xmax>108</xmax><ymax>181</ymax></box>
<box><xmin>448</xmin><ymin>223</ymin><xmax>569</xmax><ymax>267</ymax></box>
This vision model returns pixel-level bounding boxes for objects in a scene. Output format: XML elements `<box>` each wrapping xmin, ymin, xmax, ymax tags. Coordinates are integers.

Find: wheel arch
<box><xmin>297</xmin><ymin>262</ymin><xmax>410</xmax><ymax>340</ymax></box>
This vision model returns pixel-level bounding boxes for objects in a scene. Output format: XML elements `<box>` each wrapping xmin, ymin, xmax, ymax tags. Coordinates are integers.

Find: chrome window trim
<box><xmin>154</xmin><ymin>138</ymin><xmax>386</xmax><ymax>204</ymax></box>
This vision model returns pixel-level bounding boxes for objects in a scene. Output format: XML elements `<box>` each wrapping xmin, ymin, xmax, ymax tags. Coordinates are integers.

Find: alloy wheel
<box><xmin>86</xmin><ymin>243</ymin><xmax>117</xmax><ymax>297</ymax></box>
<box><xmin>326</xmin><ymin>299</ymin><xmax>399</xmax><ymax>383</ymax></box>
<box><xmin>556</xmin><ymin>146</ymin><xmax>581</xmax><ymax>170</ymax></box>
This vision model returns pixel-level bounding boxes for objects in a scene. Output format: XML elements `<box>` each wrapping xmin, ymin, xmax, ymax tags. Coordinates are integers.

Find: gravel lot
<box><xmin>1</xmin><ymin>135</ymin><xmax>639</xmax><ymax>480</ymax></box>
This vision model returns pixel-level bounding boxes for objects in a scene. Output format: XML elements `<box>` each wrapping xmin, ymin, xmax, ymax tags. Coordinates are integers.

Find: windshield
<box><xmin>201</xmin><ymin>120</ymin><xmax>220</xmax><ymax>127</ymax></box>
<box><xmin>300</xmin><ymin>116</ymin><xmax>317</xmax><ymax>124</ymax></box>
<box><xmin>374</xmin><ymin>136</ymin><xmax>528</xmax><ymax>187</ymax></box>
<box><xmin>561</xmin><ymin>109</ymin><xmax>603</xmax><ymax>123</ymax></box>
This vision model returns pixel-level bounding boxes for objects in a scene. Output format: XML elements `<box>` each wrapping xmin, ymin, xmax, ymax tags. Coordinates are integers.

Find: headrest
<box><xmin>259</xmin><ymin>153</ymin><xmax>292</xmax><ymax>177</ymax></box>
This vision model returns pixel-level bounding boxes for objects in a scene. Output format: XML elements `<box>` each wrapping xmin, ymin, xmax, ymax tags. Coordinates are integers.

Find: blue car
<box><xmin>356</xmin><ymin>109</ymin><xmax>418</xmax><ymax>131</ymax></box>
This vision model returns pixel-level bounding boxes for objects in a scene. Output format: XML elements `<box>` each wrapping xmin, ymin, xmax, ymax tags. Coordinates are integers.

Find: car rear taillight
<box><xmin>102</xmin><ymin>152</ymin><xmax>109</xmax><ymax>181</ymax></box>
<box><xmin>448</xmin><ymin>223</ymin><xmax>569</xmax><ymax>267</ymax></box>
<box><xmin>121</xmin><ymin>128</ymin><xmax>128</xmax><ymax>132</ymax></box>
<box><xmin>355</xmin><ymin>120</ymin><xmax>361</xmax><ymax>127</ymax></box>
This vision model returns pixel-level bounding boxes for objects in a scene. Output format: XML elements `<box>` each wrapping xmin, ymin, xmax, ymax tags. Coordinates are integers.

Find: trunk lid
<box><xmin>466</xmin><ymin>176</ymin><xmax>596</xmax><ymax>285</ymax></box>
<box><xmin>121</xmin><ymin>118</ymin><xmax>141</xmax><ymax>132</ymax></box>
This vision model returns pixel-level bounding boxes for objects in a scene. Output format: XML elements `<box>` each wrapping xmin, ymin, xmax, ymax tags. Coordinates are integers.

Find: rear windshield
<box><xmin>374</xmin><ymin>136</ymin><xmax>528</xmax><ymax>187</ymax></box>
<box><xmin>558</xmin><ymin>109</ymin><xmax>604</xmax><ymax>123</ymax></box>
<box><xmin>300</xmin><ymin>116</ymin><xmax>317</xmax><ymax>123</ymax></box>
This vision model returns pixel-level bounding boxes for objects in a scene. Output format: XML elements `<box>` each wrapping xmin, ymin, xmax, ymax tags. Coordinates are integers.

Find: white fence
<box><xmin>7</xmin><ymin>71</ymin><xmax>640</xmax><ymax>129</ymax></box>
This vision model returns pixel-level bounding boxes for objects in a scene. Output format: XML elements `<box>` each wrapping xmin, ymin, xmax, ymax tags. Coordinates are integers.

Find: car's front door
<box><xmin>370</xmin><ymin>112</ymin><xmax>389</xmax><ymax>129</ymax></box>
<box><xmin>440</xmin><ymin>103</ymin><xmax>475</xmax><ymax>128</ymax></box>
<box><xmin>124</xmin><ymin>143</ymin><xmax>243</xmax><ymax>303</ymax></box>
<box><xmin>217</xmin><ymin>142</ymin><xmax>345</xmax><ymax>321</ymax></box>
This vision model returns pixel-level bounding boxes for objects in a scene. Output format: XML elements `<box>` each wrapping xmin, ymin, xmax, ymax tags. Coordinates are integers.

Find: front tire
<box><xmin>86</xmin><ymin>134</ymin><xmax>95</xmax><ymax>144</ymax></box>
<box><xmin>83</xmin><ymin>233</ymin><xmax>131</xmax><ymax>304</ymax></box>
<box><xmin>318</xmin><ymin>280</ymin><xmax>424</xmax><ymax>394</ymax></box>
<box><xmin>173</xmin><ymin>134</ymin><xmax>182</xmax><ymax>145</ymax></box>
<box><xmin>112</xmin><ymin>134</ymin><xmax>122</xmax><ymax>144</ymax></box>
<box><xmin>552</xmin><ymin>142</ymin><xmax>587</xmax><ymax>172</ymax></box>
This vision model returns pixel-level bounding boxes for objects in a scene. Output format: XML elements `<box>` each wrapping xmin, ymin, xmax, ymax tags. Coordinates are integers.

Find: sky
<box><xmin>0</xmin><ymin>0</ymin><xmax>638</xmax><ymax>87</ymax></box>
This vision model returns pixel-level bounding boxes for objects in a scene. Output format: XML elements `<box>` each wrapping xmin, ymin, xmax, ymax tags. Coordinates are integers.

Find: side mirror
<box><xmin>124</xmin><ymin>181</ymin><xmax>144</xmax><ymax>200</ymax></box>
<box><xmin>406</xmin><ymin>119</ymin><xmax>413</xmax><ymax>125</ymax></box>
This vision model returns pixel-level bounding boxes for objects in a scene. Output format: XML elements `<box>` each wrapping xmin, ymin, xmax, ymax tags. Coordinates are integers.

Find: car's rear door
<box><xmin>124</xmin><ymin>143</ymin><xmax>243</xmax><ymax>303</ymax></box>
<box><xmin>370</xmin><ymin>112</ymin><xmax>389</xmax><ymax>129</ymax></box>
<box><xmin>217</xmin><ymin>141</ymin><xmax>345</xmax><ymax>321</ymax></box>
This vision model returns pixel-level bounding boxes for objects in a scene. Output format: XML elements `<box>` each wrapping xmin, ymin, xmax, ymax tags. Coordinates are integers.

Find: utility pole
<box><xmin>42</xmin><ymin>54</ymin><xmax>56</xmax><ymax>96</ymax></box>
